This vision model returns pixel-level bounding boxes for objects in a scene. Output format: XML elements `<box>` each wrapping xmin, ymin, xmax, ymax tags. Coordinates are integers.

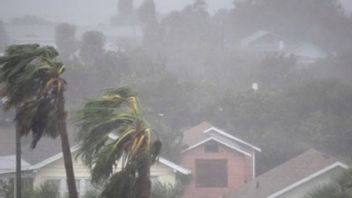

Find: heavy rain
<box><xmin>0</xmin><ymin>0</ymin><xmax>352</xmax><ymax>198</ymax></box>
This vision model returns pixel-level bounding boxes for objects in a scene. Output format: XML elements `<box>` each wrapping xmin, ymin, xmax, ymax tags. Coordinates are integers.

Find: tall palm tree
<box><xmin>0</xmin><ymin>44</ymin><xmax>78</xmax><ymax>198</ymax></box>
<box><xmin>75</xmin><ymin>87</ymin><xmax>161</xmax><ymax>198</ymax></box>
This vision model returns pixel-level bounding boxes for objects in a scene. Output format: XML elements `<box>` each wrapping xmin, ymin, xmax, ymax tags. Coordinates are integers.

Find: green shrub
<box><xmin>151</xmin><ymin>181</ymin><xmax>183</xmax><ymax>198</ymax></box>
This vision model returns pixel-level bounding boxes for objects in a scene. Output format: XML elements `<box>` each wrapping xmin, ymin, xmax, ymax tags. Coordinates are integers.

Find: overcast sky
<box><xmin>0</xmin><ymin>0</ymin><xmax>351</xmax><ymax>25</ymax></box>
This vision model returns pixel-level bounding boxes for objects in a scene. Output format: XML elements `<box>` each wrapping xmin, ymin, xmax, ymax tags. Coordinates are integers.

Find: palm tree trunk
<box><xmin>58</xmin><ymin>92</ymin><xmax>78</xmax><ymax>198</ymax></box>
<box><xmin>137</xmin><ymin>157</ymin><xmax>151</xmax><ymax>198</ymax></box>
<box><xmin>15</xmin><ymin>124</ymin><xmax>21</xmax><ymax>198</ymax></box>
<box><xmin>140</xmin><ymin>173</ymin><xmax>151</xmax><ymax>198</ymax></box>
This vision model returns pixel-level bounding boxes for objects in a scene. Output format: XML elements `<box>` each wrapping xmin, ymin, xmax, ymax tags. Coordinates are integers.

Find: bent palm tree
<box><xmin>75</xmin><ymin>87</ymin><xmax>161</xmax><ymax>198</ymax></box>
<box><xmin>0</xmin><ymin>44</ymin><xmax>78</xmax><ymax>198</ymax></box>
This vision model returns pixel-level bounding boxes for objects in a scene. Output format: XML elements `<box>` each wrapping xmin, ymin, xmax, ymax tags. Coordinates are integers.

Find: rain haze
<box><xmin>0</xmin><ymin>0</ymin><xmax>352</xmax><ymax>198</ymax></box>
<box><xmin>0</xmin><ymin>0</ymin><xmax>236</xmax><ymax>25</ymax></box>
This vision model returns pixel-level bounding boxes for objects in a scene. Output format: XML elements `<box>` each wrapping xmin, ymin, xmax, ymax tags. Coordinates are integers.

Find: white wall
<box><xmin>33</xmin><ymin>156</ymin><xmax>178</xmax><ymax>197</ymax></box>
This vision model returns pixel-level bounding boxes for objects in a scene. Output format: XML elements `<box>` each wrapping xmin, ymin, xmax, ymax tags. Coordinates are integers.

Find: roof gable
<box><xmin>241</xmin><ymin>30</ymin><xmax>289</xmax><ymax>48</ymax></box>
<box><xmin>182</xmin><ymin>137</ymin><xmax>252</xmax><ymax>157</ymax></box>
<box><xmin>182</xmin><ymin>121</ymin><xmax>213</xmax><ymax>146</ymax></box>
<box><xmin>204</xmin><ymin>127</ymin><xmax>261</xmax><ymax>152</ymax></box>
<box><xmin>182</xmin><ymin>122</ymin><xmax>261</xmax><ymax>154</ymax></box>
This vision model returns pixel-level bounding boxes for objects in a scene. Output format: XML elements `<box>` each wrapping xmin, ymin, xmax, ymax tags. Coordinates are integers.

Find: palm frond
<box><xmin>0</xmin><ymin>44</ymin><xmax>61</xmax><ymax>110</ymax></box>
<box><xmin>75</xmin><ymin>87</ymin><xmax>160</xmax><ymax>197</ymax></box>
<box><xmin>100</xmin><ymin>169</ymin><xmax>137</xmax><ymax>198</ymax></box>
<box><xmin>0</xmin><ymin>44</ymin><xmax>67</xmax><ymax>148</ymax></box>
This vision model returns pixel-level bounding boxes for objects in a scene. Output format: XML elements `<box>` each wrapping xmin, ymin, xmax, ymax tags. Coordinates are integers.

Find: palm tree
<box><xmin>75</xmin><ymin>87</ymin><xmax>161</xmax><ymax>198</ymax></box>
<box><xmin>0</xmin><ymin>44</ymin><xmax>78</xmax><ymax>198</ymax></box>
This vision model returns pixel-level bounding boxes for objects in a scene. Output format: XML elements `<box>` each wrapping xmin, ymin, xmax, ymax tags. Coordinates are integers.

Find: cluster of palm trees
<box><xmin>0</xmin><ymin>44</ymin><xmax>160</xmax><ymax>198</ymax></box>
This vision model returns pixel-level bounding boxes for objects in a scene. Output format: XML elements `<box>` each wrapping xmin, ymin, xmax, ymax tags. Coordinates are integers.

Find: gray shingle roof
<box><xmin>224</xmin><ymin>149</ymin><xmax>345</xmax><ymax>198</ymax></box>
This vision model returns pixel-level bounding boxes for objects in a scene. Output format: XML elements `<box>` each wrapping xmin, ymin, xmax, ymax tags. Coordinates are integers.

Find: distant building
<box><xmin>5</xmin><ymin>22</ymin><xmax>142</xmax><ymax>52</ymax></box>
<box><xmin>240</xmin><ymin>30</ymin><xmax>291</xmax><ymax>53</ymax></box>
<box><xmin>291</xmin><ymin>42</ymin><xmax>328</xmax><ymax>64</ymax></box>
<box><xmin>240</xmin><ymin>30</ymin><xmax>329</xmax><ymax>63</ymax></box>
<box><xmin>180</xmin><ymin>122</ymin><xmax>261</xmax><ymax>198</ymax></box>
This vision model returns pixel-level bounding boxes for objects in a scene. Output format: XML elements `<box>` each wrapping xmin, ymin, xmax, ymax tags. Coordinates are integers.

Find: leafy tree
<box><xmin>84</xmin><ymin>188</ymin><xmax>101</xmax><ymax>198</ymax></box>
<box><xmin>30</xmin><ymin>181</ymin><xmax>60</xmax><ymax>198</ymax></box>
<box><xmin>111</xmin><ymin>0</ymin><xmax>136</xmax><ymax>25</ymax></box>
<box><xmin>75</xmin><ymin>87</ymin><xmax>161</xmax><ymax>198</ymax></box>
<box><xmin>0</xmin><ymin>44</ymin><xmax>78</xmax><ymax>198</ymax></box>
<box><xmin>159</xmin><ymin>0</ymin><xmax>211</xmax><ymax>48</ymax></box>
<box><xmin>79</xmin><ymin>31</ymin><xmax>105</xmax><ymax>65</ymax></box>
<box><xmin>0</xmin><ymin>179</ymin><xmax>14</xmax><ymax>198</ymax></box>
<box><xmin>55</xmin><ymin>23</ymin><xmax>78</xmax><ymax>58</ymax></box>
<box><xmin>22</xmin><ymin>181</ymin><xmax>61</xmax><ymax>198</ymax></box>
<box><xmin>138</xmin><ymin>0</ymin><xmax>157</xmax><ymax>24</ymax></box>
<box><xmin>151</xmin><ymin>181</ymin><xmax>184</xmax><ymax>198</ymax></box>
<box><xmin>118</xmin><ymin>0</ymin><xmax>134</xmax><ymax>17</ymax></box>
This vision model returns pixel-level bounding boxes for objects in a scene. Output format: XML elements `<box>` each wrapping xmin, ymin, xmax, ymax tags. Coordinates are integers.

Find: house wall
<box><xmin>33</xmin><ymin>157</ymin><xmax>90</xmax><ymax>197</ymax></box>
<box><xmin>151</xmin><ymin>162</ymin><xmax>177</xmax><ymax>186</ymax></box>
<box><xmin>275</xmin><ymin>166</ymin><xmax>346</xmax><ymax>198</ymax></box>
<box><xmin>181</xmin><ymin>144</ymin><xmax>253</xmax><ymax>198</ymax></box>
<box><xmin>33</xmin><ymin>156</ymin><xmax>177</xmax><ymax>197</ymax></box>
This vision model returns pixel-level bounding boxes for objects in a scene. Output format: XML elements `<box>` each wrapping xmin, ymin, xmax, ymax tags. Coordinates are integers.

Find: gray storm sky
<box><xmin>0</xmin><ymin>0</ymin><xmax>233</xmax><ymax>25</ymax></box>
<box><xmin>0</xmin><ymin>0</ymin><xmax>351</xmax><ymax>25</ymax></box>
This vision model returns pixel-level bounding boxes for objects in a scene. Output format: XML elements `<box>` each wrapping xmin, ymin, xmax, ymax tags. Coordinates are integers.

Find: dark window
<box><xmin>204</xmin><ymin>142</ymin><xmax>219</xmax><ymax>153</ymax></box>
<box><xmin>195</xmin><ymin>159</ymin><xmax>228</xmax><ymax>187</ymax></box>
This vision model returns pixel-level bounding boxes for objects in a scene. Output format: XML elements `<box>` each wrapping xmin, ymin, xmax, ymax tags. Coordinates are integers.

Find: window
<box><xmin>204</xmin><ymin>142</ymin><xmax>219</xmax><ymax>153</ymax></box>
<box><xmin>195</xmin><ymin>159</ymin><xmax>228</xmax><ymax>187</ymax></box>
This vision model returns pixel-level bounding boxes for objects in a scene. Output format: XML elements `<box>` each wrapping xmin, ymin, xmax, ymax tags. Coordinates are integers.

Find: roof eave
<box><xmin>182</xmin><ymin>137</ymin><xmax>252</xmax><ymax>157</ymax></box>
<box><xmin>203</xmin><ymin>127</ymin><xmax>262</xmax><ymax>152</ymax></box>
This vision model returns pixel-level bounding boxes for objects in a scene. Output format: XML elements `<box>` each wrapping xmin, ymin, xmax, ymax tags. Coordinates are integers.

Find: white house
<box><xmin>0</xmin><ymin>125</ymin><xmax>190</xmax><ymax>197</ymax></box>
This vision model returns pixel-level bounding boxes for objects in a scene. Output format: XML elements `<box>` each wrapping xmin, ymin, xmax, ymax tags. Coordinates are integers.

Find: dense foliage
<box><xmin>0</xmin><ymin>44</ymin><xmax>65</xmax><ymax>146</ymax></box>
<box><xmin>151</xmin><ymin>181</ymin><xmax>183</xmax><ymax>198</ymax></box>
